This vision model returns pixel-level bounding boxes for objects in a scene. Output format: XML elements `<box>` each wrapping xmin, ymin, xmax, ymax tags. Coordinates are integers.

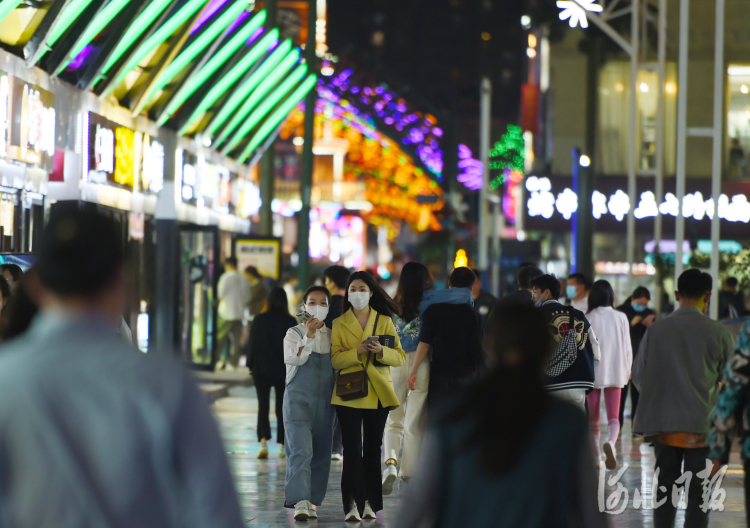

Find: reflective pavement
<box><xmin>213</xmin><ymin>387</ymin><xmax>747</xmax><ymax>526</ymax></box>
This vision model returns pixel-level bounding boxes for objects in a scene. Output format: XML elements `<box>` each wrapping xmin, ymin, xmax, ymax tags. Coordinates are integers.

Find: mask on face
<box><xmin>306</xmin><ymin>304</ymin><xmax>329</xmax><ymax>321</ymax></box>
<box><xmin>566</xmin><ymin>285</ymin><xmax>578</xmax><ymax>299</ymax></box>
<box><xmin>632</xmin><ymin>303</ymin><xmax>647</xmax><ymax>313</ymax></box>
<box><xmin>534</xmin><ymin>291</ymin><xmax>547</xmax><ymax>308</ymax></box>
<box><xmin>348</xmin><ymin>292</ymin><xmax>370</xmax><ymax>311</ymax></box>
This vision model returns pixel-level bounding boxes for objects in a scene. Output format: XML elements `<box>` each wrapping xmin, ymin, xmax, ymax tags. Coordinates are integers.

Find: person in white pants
<box><xmin>382</xmin><ymin>263</ymin><xmax>474</xmax><ymax>494</ymax></box>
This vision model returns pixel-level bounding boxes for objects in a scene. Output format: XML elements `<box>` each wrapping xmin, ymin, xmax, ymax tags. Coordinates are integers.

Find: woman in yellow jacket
<box><xmin>331</xmin><ymin>271</ymin><xmax>406</xmax><ymax>522</ymax></box>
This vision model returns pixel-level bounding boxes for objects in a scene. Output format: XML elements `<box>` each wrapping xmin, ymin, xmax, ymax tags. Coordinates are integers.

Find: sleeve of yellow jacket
<box><xmin>331</xmin><ymin>310</ymin><xmax>407</xmax><ymax>410</ymax></box>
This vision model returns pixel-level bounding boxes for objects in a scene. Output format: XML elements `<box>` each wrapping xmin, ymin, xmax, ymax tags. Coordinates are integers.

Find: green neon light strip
<box><xmin>48</xmin><ymin>0</ymin><xmax>95</xmax><ymax>46</ymax></box>
<box><xmin>0</xmin><ymin>0</ymin><xmax>23</xmax><ymax>26</ymax></box>
<box><xmin>215</xmin><ymin>47</ymin><xmax>299</xmax><ymax>142</ymax></box>
<box><xmin>178</xmin><ymin>29</ymin><xmax>280</xmax><ymax>135</ymax></box>
<box><xmin>157</xmin><ymin>10</ymin><xmax>266</xmax><ymax>125</ymax></box>
<box><xmin>60</xmin><ymin>0</ymin><xmax>135</xmax><ymax>73</ymax></box>
<box><xmin>139</xmin><ymin>0</ymin><xmax>249</xmax><ymax>110</ymax></box>
<box><xmin>100</xmin><ymin>0</ymin><xmax>173</xmax><ymax>76</ymax></box>
<box><xmin>104</xmin><ymin>0</ymin><xmax>208</xmax><ymax>97</ymax></box>
<box><xmin>239</xmin><ymin>74</ymin><xmax>317</xmax><ymax>163</ymax></box>
<box><xmin>221</xmin><ymin>60</ymin><xmax>304</xmax><ymax>151</ymax></box>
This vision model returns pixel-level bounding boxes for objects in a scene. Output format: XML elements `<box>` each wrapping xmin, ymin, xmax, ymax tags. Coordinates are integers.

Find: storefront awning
<box><xmin>0</xmin><ymin>1</ymin><xmax>315</xmax><ymax>164</ymax></box>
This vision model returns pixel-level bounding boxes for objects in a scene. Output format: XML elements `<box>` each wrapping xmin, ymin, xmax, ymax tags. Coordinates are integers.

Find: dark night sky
<box><xmin>327</xmin><ymin>0</ymin><xmax>527</xmax><ymax>145</ymax></box>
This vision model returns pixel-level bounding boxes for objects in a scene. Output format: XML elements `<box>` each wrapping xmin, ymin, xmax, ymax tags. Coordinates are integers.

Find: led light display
<box><xmin>139</xmin><ymin>0</ymin><xmax>249</xmax><ymax>111</ymax></box>
<box><xmin>223</xmin><ymin>62</ymin><xmax>306</xmax><ymax>153</ymax></box>
<box><xmin>179</xmin><ymin>29</ymin><xmax>279</xmax><ymax>135</ymax></box>
<box><xmin>158</xmin><ymin>11</ymin><xmax>266</xmax><ymax>125</ymax></box>
<box><xmin>209</xmin><ymin>41</ymin><xmax>295</xmax><ymax>139</ymax></box>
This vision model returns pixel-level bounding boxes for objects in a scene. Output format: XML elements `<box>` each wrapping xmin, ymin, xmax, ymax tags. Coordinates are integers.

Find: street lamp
<box><xmin>556</xmin><ymin>0</ymin><xmax>603</xmax><ymax>29</ymax></box>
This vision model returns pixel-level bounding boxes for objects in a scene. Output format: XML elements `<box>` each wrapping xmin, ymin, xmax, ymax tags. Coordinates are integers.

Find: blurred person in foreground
<box><xmin>616</xmin><ymin>286</ymin><xmax>655</xmax><ymax>428</ymax></box>
<box><xmin>633</xmin><ymin>268</ymin><xmax>733</xmax><ymax>528</ymax></box>
<box><xmin>383</xmin><ymin>262</ymin><xmax>473</xmax><ymax>495</ymax></box>
<box><xmin>0</xmin><ymin>209</ymin><xmax>243</xmax><ymax>527</ymax></box>
<box><xmin>247</xmin><ymin>287</ymin><xmax>297</xmax><ymax>460</ymax></box>
<box><xmin>215</xmin><ymin>256</ymin><xmax>251</xmax><ymax>370</ymax></box>
<box><xmin>1</xmin><ymin>263</ymin><xmax>23</xmax><ymax>293</ymax></box>
<box><xmin>530</xmin><ymin>274</ymin><xmax>599</xmax><ymax>412</ymax></box>
<box><xmin>708</xmin><ymin>319</ymin><xmax>750</xmax><ymax>526</ymax></box>
<box><xmin>391</xmin><ymin>303</ymin><xmax>606</xmax><ymax>528</ymax></box>
<box><xmin>409</xmin><ymin>267</ymin><xmax>483</xmax><ymax>408</ymax></box>
<box><xmin>586</xmin><ymin>280</ymin><xmax>632</xmax><ymax>470</ymax></box>
<box><xmin>471</xmin><ymin>269</ymin><xmax>497</xmax><ymax>329</ymax></box>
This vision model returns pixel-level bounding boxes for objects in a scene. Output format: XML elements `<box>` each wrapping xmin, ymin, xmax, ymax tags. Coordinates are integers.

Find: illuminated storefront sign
<box><xmin>236</xmin><ymin>238</ymin><xmax>281</xmax><ymax>280</ymax></box>
<box><xmin>178</xmin><ymin>151</ymin><xmax>199</xmax><ymax>205</ymax></box>
<box><xmin>7</xmin><ymin>76</ymin><xmax>55</xmax><ymax>171</ymax></box>
<box><xmin>525</xmin><ymin>175</ymin><xmax>750</xmax><ymax>224</ymax></box>
<box><xmin>84</xmin><ymin>112</ymin><xmax>135</xmax><ymax>188</ymax></box>
<box><xmin>140</xmin><ymin>134</ymin><xmax>164</xmax><ymax>193</ymax></box>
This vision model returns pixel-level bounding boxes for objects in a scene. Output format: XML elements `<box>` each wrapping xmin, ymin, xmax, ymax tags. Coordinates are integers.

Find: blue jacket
<box><xmin>393</xmin><ymin>289</ymin><xmax>474</xmax><ymax>353</ymax></box>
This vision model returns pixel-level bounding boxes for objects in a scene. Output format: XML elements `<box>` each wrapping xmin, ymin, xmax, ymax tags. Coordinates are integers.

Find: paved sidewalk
<box><xmin>213</xmin><ymin>387</ymin><xmax>747</xmax><ymax>527</ymax></box>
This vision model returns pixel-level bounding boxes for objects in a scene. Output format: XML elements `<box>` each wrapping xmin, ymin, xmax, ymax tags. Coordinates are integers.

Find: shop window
<box><xmin>598</xmin><ymin>62</ymin><xmax>677</xmax><ymax>175</ymax></box>
<box><xmin>727</xmin><ymin>65</ymin><xmax>750</xmax><ymax>179</ymax></box>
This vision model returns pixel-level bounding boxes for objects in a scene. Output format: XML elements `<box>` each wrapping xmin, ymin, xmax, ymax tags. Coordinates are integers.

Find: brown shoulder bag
<box><xmin>336</xmin><ymin>313</ymin><xmax>379</xmax><ymax>401</ymax></box>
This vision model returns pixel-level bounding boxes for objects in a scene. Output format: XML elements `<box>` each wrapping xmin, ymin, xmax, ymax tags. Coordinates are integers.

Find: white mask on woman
<box><xmin>348</xmin><ymin>292</ymin><xmax>370</xmax><ymax>311</ymax></box>
<box><xmin>306</xmin><ymin>304</ymin><xmax>329</xmax><ymax>322</ymax></box>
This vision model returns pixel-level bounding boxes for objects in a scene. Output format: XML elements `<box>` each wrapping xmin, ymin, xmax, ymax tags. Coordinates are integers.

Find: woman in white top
<box><xmin>585</xmin><ymin>280</ymin><xmax>632</xmax><ymax>470</ymax></box>
<box><xmin>282</xmin><ymin>286</ymin><xmax>336</xmax><ymax>521</ymax></box>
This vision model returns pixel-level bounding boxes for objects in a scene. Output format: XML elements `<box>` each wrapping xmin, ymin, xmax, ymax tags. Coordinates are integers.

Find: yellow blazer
<box><xmin>331</xmin><ymin>308</ymin><xmax>406</xmax><ymax>409</ymax></box>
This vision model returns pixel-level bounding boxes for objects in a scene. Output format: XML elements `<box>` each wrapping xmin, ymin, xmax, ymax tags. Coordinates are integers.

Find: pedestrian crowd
<box><xmin>0</xmin><ymin>207</ymin><xmax>748</xmax><ymax>528</ymax></box>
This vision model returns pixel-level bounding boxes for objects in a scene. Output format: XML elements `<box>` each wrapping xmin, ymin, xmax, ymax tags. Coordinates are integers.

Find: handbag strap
<box><xmin>361</xmin><ymin>312</ymin><xmax>380</xmax><ymax>384</ymax></box>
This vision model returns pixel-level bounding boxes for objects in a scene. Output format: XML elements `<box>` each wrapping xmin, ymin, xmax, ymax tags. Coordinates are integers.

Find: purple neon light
<box><xmin>226</xmin><ymin>10</ymin><xmax>249</xmax><ymax>34</ymax></box>
<box><xmin>268</xmin><ymin>39</ymin><xmax>279</xmax><ymax>52</ymax></box>
<box><xmin>246</xmin><ymin>26</ymin><xmax>264</xmax><ymax>45</ymax></box>
<box><xmin>457</xmin><ymin>144</ymin><xmax>483</xmax><ymax>190</ymax></box>
<box><xmin>190</xmin><ymin>0</ymin><xmax>229</xmax><ymax>34</ymax></box>
<box><xmin>69</xmin><ymin>45</ymin><xmax>93</xmax><ymax>69</ymax></box>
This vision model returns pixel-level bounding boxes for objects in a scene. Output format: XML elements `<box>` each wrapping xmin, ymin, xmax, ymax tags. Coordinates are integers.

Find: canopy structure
<box><xmin>0</xmin><ymin>1</ymin><xmax>316</xmax><ymax>163</ymax></box>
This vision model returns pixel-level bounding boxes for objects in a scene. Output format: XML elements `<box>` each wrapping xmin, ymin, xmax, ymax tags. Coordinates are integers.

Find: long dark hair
<box><xmin>588</xmin><ymin>280</ymin><xmax>615</xmax><ymax>313</ymax></box>
<box><xmin>263</xmin><ymin>286</ymin><xmax>290</xmax><ymax>316</ymax></box>
<box><xmin>395</xmin><ymin>262</ymin><xmax>434</xmax><ymax>323</ymax></box>
<box><xmin>444</xmin><ymin>302</ymin><xmax>554</xmax><ymax>475</ymax></box>
<box><xmin>343</xmin><ymin>271</ymin><xmax>398</xmax><ymax>318</ymax></box>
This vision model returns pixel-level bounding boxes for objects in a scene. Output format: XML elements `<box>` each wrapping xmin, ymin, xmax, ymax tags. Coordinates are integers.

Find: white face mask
<box><xmin>306</xmin><ymin>304</ymin><xmax>329</xmax><ymax>322</ymax></box>
<box><xmin>348</xmin><ymin>292</ymin><xmax>371</xmax><ymax>311</ymax></box>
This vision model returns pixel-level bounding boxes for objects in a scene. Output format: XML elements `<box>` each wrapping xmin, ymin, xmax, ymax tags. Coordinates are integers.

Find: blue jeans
<box><xmin>283</xmin><ymin>352</ymin><xmax>336</xmax><ymax>508</ymax></box>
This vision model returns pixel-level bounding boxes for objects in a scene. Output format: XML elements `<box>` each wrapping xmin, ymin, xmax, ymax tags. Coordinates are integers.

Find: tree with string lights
<box><xmin>489</xmin><ymin>124</ymin><xmax>524</xmax><ymax>190</ymax></box>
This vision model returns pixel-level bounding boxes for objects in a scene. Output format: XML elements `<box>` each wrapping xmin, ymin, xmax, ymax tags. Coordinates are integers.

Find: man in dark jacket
<box><xmin>323</xmin><ymin>265</ymin><xmax>349</xmax><ymax>329</ymax></box>
<box><xmin>471</xmin><ymin>269</ymin><xmax>498</xmax><ymax>329</ymax></box>
<box><xmin>410</xmin><ymin>267</ymin><xmax>484</xmax><ymax>408</ymax></box>
<box><xmin>530</xmin><ymin>274</ymin><xmax>599</xmax><ymax>412</ymax></box>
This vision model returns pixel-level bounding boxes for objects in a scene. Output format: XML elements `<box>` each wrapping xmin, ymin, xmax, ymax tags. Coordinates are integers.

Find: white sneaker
<box><xmin>331</xmin><ymin>452</ymin><xmax>343</xmax><ymax>461</ymax></box>
<box><xmin>382</xmin><ymin>464</ymin><xmax>398</xmax><ymax>495</ymax></box>
<box><xmin>345</xmin><ymin>503</ymin><xmax>361</xmax><ymax>522</ymax></box>
<box><xmin>363</xmin><ymin>501</ymin><xmax>376</xmax><ymax>520</ymax></box>
<box><xmin>294</xmin><ymin>501</ymin><xmax>310</xmax><ymax>521</ymax></box>
<box><xmin>603</xmin><ymin>441</ymin><xmax>617</xmax><ymax>470</ymax></box>
<box><xmin>308</xmin><ymin>503</ymin><xmax>317</xmax><ymax>519</ymax></box>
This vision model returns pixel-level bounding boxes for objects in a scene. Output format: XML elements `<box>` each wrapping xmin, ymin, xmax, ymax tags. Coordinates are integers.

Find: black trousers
<box><xmin>335</xmin><ymin>403</ymin><xmax>390</xmax><ymax>514</ymax></box>
<box><xmin>427</xmin><ymin>374</ymin><xmax>473</xmax><ymax>409</ymax></box>
<box><xmin>618</xmin><ymin>381</ymin><xmax>640</xmax><ymax>427</ymax></box>
<box><xmin>745</xmin><ymin>459</ymin><xmax>750</xmax><ymax>527</ymax></box>
<box><xmin>253</xmin><ymin>375</ymin><xmax>285</xmax><ymax>443</ymax></box>
<box><xmin>332</xmin><ymin>416</ymin><xmax>343</xmax><ymax>455</ymax></box>
<box><xmin>653</xmin><ymin>443</ymin><xmax>710</xmax><ymax>528</ymax></box>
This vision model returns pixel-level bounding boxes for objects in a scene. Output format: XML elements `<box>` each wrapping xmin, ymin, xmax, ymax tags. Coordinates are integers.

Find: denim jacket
<box><xmin>394</xmin><ymin>288</ymin><xmax>474</xmax><ymax>353</ymax></box>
